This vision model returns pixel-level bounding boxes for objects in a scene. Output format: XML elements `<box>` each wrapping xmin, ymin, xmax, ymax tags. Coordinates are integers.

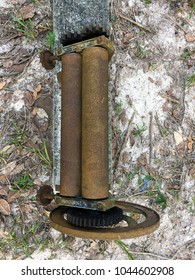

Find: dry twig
<box><xmin>119</xmin><ymin>14</ymin><xmax>152</xmax><ymax>33</ymax></box>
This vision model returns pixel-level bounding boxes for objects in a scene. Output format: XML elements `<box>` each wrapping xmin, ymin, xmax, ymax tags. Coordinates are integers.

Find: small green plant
<box><xmin>33</xmin><ymin>141</ymin><xmax>52</xmax><ymax>169</ymax></box>
<box><xmin>8</xmin><ymin>124</ymin><xmax>52</xmax><ymax>169</ymax></box>
<box><xmin>128</xmin><ymin>172</ymin><xmax>137</xmax><ymax>180</ymax></box>
<box><xmin>186</xmin><ymin>74</ymin><xmax>195</xmax><ymax>86</ymax></box>
<box><xmin>161</xmin><ymin>127</ymin><xmax>169</xmax><ymax>137</ymax></box>
<box><xmin>115</xmin><ymin>240</ymin><xmax>135</xmax><ymax>260</ymax></box>
<box><xmin>12</xmin><ymin>172</ymin><xmax>33</xmax><ymax>191</ymax></box>
<box><xmin>188</xmin><ymin>197</ymin><xmax>195</xmax><ymax>213</ymax></box>
<box><xmin>111</xmin><ymin>15</ymin><xmax>117</xmax><ymax>22</ymax></box>
<box><xmin>118</xmin><ymin>178</ymin><xmax>123</xmax><ymax>188</ymax></box>
<box><xmin>11</xmin><ymin>14</ymin><xmax>36</xmax><ymax>40</ymax></box>
<box><xmin>45</xmin><ymin>31</ymin><xmax>55</xmax><ymax>50</ymax></box>
<box><xmin>154</xmin><ymin>191</ymin><xmax>167</xmax><ymax>210</ymax></box>
<box><xmin>149</xmin><ymin>62</ymin><xmax>156</xmax><ymax>70</ymax></box>
<box><xmin>114</xmin><ymin>100</ymin><xmax>123</xmax><ymax>116</ymax></box>
<box><xmin>189</xmin><ymin>3</ymin><xmax>195</xmax><ymax>19</ymax></box>
<box><xmin>133</xmin><ymin>124</ymin><xmax>146</xmax><ymax>136</ymax></box>
<box><xmin>143</xmin><ymin>0</ymin><xmax>151</xmax><ymax>4</ymax></box>
<box><xmin>135</xmin><ymin>43</ymin><xmax>149</xmax><ymax>58</ymax></box>
<box><xmin>180</xmin><ymin>49</ymin><xmax>193</xmax><ymax>60</ymax></box>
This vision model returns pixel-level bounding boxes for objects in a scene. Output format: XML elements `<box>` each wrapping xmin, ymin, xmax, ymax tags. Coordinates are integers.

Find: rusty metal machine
<box><xmin>37</xmin><ymin>0</ymin><xmax>160</xmax><ymax>240</ymax></box>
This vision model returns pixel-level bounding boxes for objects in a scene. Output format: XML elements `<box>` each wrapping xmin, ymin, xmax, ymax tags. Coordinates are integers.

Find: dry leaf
<box><xmin>18</xmin><ymin>4</ymin><xmax>35</xmax><ymax>20</ymax></box>
<box><xmin>0</xmin><ymin>82</ymin><xmax>6</xmax><ymax>90</ymax></box>
<box><xmin>0</xmin><ymin>229</ymin><xmax>9</xmax><ymax>239</ymax></box>
<box><xmin>174</xmin><ymin>131</ymin><xmax>183</xmax><ymax>145</ymax></box>
<box><xmin>0</xmin><ymin>185</ymin><xmax>9</xmax><ymax>194</ymax></box>
<box><xmin>24</xmin><ymin>92</ymin><xmax>34</xmax><ymax>106</ymax></box>
<box><xmin>0</xmin><ymin>188</ymin><xmax>8</xmax><ymax>196</ymax></box>
<box><xmin>1</xmin><ymin>161</ymin><xmax>17</xmax><ymax>175</ymax></box>
<box><xmin>187</xmin><ymin>136</ymin><xmax>193</xmax><ymax>153</ymax></box>
<box><xmin>36</xmin><ymin>108</ymin><xmax>48</xmax><ymax>119</ymax></box>
<box><xmin>10</xmin><ymin>62</ymin><xmax>27</xmax><ymax>74</ymax></box>
<box><xmin>3</xmin><ymin>59</ymin><xmax>13</xmax><ymax>69</ymax></box>
<box><xmin>185</xmin><ymin>33</ymin><xmax>195</xmax><ymax>42</ymax></box>
<box><xmin>7</xmin><ymin>191</ymin><xmax>21</xmax><ymax>203</ymax></box>
<box><xmin>31</xmin><ymin>107</ymin><xmax>38</xmax><ymax>116</ymax></box>
<box><xmin>9</xmin><ymin>163</ymin><xmax>24</xmax><ymax>176</ymax></box>
<box><xmin>0</xmin><ymin>175</ymin><xmax>7</xmax><ymax>182</ymax></box>
<box><xmin>0</xmin><ymin>199</ymin><xmax>11</xmax><ymax>216</ymax></box>
<box><xmin>33</xmin><ymin>84</ymin><xmax>41</xmax><ymax>100</ymax></box>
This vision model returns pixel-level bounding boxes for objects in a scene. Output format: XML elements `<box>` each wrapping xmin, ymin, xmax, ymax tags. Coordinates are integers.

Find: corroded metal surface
<box><xmin>57</xmin><ymin>35</ymin><xmax>115</xmax><ymax>60</ymax></box>
<box><xmin>55</xmin><ymin>194</ymin><xmax>115</xmax><ymax>211</ymax></box>
<box><xmin>36</xmin><ymin>185</ymin><xmax>54</xmax><ymax>206</ymax></box>
<box><xmin>49</xmin><ymin>201</ymin><xmax>160</xmax><ymax>240</ymax></box>
<box><xmin>60</xmin><ymin>53</ymin><xmax>82</xmax><ymax>197</ymax></box>
<box><xmin>40</xmin><ymin>36</ymin><xmax>114</xmax><ymax>71</ymax></box>
<box><xmin>40</xmin><ymin>50</ymin><xmax>56</xmax><ymax>70</ymax></box>
<box><xmin>82</xmin><ymin>47</ymin><xmax>109</xmax><ymax>199</ymax></box>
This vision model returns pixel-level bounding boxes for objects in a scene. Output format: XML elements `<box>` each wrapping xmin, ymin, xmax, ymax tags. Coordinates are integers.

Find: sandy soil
<box><xmin>0</xmin><ymin>0</ymin><xmax>194</xmax><ymax>260</ymax></box>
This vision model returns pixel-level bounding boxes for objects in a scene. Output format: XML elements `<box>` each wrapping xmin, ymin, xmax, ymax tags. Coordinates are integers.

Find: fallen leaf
<box><xmin>33</xmin><ymin>84</ymin><xmax>42</xmax><ymax>100</ymax></box>
<box><xmin>185</xmin><ymin>33</ymin><xmax>195</xmax><ymax>42</ymax></box>
<box><xmin>0</xmin><ymin>229</ymin><xmax>9</xmax><ymax>239</ymax></box>
<box><xmin>10</xmin><ymin>62</ymin><xmax>27</xmax><ymax>74</ymax></box>
<box><xmin>24</xmin><ymin>92</ymin><xmax>34</xmax><ymax>106</ymax></box>
<box><xmin>187</xmin><ymin>136</ymin><xmax>193</xmax><ymax>153</ymax></box>
<box><xmin>0</xmin><ymin>199</ymin><xmax>11</xmax><ymax>216</ymax></box>
<box><xmin>31</xmin><ymin>107</ymin><xmax>38</xmax><ymax>116</ymax></box>
<box><xmin>0</xmin><ymin>82</ymin><xmax>6</xmax><ymax>90</ymax></box>
<box><xmin>0</xmin><ymin>161</ymin><xmax>17</xmax><ymax>175</ymax></box>
<box><xmin>0</xmin><ymin>175</ymin><xmax>7</xmax><ymax>182</ymax></box>
<box><xmin>0</xmin><ymin>188</ymin><xmax>8</xmax><ymax>196</ymax></box>
<box><xmin>174</xmin><ymin>131</ymin><xmax>183</xmax><ymax>145</ymax></box>
<box><xmin>9</xmin><ymin>163</ymin><xmax>24</xmax><ymax>176</ymax></box>
<box><xmin>18</xmin><ymin>4</ymin><xmax>35</xmax><ymax>20</ymax></box>
<box><xmin>137</xmin><ymin>153</ymin><xmax>147</xmax><ymax>166</ymax></box>
<box><xmin>36</xmin><ymin>108</ymin><xmax>48</xmax><ymax>119</ymax></box>
<box><xmin>3</xmin><ymin>59</ymin><xmax>13</xmax><ymax>69</ymax></box>
<box><xmin>189</xmin><ymin>168</ymin><xmax>195</xmax><ymax>179</ymax></box>
<box><xmin>7</xmin><ymin>191</ymin><xmax>21</xmax><ymax>203</ymax></box>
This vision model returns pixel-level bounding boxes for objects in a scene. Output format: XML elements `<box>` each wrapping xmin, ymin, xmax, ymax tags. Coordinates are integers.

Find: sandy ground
<box><xmin>0</xmin><ymin>0</ymin><xmax>195</xmax><ymax>260</ymax></box>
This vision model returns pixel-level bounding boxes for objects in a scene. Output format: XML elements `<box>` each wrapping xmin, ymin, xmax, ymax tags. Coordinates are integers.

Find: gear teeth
<box><xmin>61</xmin><ymin>24</ymin><xmax>109</xmax><ymax>46</ymax></box>
<box><xmin>67</xmin><ymin>207</ymin><xmax>123</xmax><ymax>228</ymax></box>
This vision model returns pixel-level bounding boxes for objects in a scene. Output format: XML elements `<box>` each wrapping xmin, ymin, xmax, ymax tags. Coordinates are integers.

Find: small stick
<box><xmin>159</xmin><ymin>94</ymin><xmax>180</xmax><ymax>104</ymax></box>
<box><xmin>149</xmin><ymin>112</ymin><xmax>153</xmax><ymax>167</ymax></box>
<box><xmin>114</xmin><ymin>112</ymin><xmax>135</xmax><ymax>174</ymax></box>
<box><xmin>154</xmin><ymin>113</ymin><xmax>163</xmax><ymax>137</ymax></box>
<box><xmin>119</xmin><ymin>14</ymin><xmax>152</xmax><ymax>33</ymax></box>
<box><xmin>165</xmin><ymin>15</ymin><xmax>187</xmax><ymax>34</ymax></box>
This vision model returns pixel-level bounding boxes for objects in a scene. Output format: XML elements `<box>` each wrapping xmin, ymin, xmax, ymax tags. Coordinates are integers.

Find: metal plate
<box><xmin>50</xmin><ymin>201</ymin><xmax>160</xmax><ymax>240</ymax></box>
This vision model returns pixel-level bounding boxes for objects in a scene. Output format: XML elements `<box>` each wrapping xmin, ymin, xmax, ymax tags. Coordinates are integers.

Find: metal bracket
<box><xmin>40</xmin><ymin>35</ymin><xmax>115</xmax><ymax>70</ymax></box>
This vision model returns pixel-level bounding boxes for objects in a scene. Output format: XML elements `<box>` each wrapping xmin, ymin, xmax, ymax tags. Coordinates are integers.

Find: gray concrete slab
<box><xmin>52</xmin><ymin>0</ymin><xmax>111</xmax><ymax>187</ymax></box>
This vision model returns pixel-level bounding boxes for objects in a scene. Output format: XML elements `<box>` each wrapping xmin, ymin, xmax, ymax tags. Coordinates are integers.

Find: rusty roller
<box><xmin>82</xmin><ymin>47</ymin><xmax>109</xmax><ymax>200</ymax></box>
<box><xmin>60</xmin><ymin>53</ymin><xmax>82</xmax><ymax>197</ymax></box>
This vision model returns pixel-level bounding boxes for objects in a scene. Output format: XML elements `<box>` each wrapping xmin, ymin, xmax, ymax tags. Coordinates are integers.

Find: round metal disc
<box><xmin>49</xmin><ymin>201</ymin><xmax>160</xmax><ymax>240</ymax></box>
<box><xmin>40</xmin><ymin>50</ymin><xmax>56</xmax><ymax>70</ymax></box>
<box><xmin>37</xmin><ymin>185</ymin><xmax>54</xmax><ymax>206</ymax></box>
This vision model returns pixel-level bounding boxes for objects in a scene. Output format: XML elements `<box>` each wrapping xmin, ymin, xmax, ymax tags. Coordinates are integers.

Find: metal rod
<box><xmin>60</xmin><ymin>53</ymin><xmax>82</xmax><ymax>197</ymax></box>
<box><xmin>82</xmin><ymin>47</ymin><xmax>109</xmax><ymax>199</ymax></box>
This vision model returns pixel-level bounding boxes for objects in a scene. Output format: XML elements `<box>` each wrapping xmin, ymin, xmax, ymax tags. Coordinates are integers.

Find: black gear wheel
<box><xmin>61</xmin><ymin>24</ymin><xmax>109</xmax><ymax>46</ymax></box>
<box><xmin>67</xmin><ymin>206</ymin><xmax>123</xmax><ymax>228</ymax></box>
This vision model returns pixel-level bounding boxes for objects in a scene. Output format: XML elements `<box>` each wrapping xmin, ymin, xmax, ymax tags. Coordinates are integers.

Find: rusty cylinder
<box><xmin>60</xmin><ymin>53</ymin><xmax>82</xmax><ymax>197</ymax></box>
<box><xmin>82</xmin><ymin>47</ymin><xmax>109</xmax><ymax>200</ymax></box>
